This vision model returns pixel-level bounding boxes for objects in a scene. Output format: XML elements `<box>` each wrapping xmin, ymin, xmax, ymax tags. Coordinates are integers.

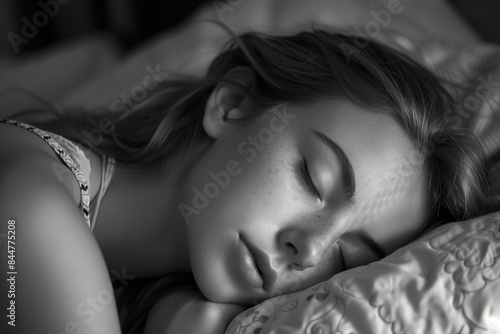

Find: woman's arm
<box><xmin>0</xmin><ymin>144</ymin><xmax>122</xmax><ymax>333</ymax></box>
<box><xmin>143</xmin><ymin>290</ymin><xmax>246</xmax><ymax>334</ymax></box>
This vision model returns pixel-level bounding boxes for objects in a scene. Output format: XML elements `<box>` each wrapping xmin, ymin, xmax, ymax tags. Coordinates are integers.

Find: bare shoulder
<box><xmin>0</xmin><ymin>122</ymin><xmax>81</xmax><ymax>204</ymax></box>
<box><xmin>0</xmin><ymin>122</ymin><xmax>92</xmax><ymax>248</ymax></box>
<box><xmin>0</xmin><ymin>126</ymin><xmax>122</xmax><ymax>333</ymax></box>
<box><xmin>0</xmin><ymin>121</ymin><xmax>62</xmax><ymax>166</ymax></box>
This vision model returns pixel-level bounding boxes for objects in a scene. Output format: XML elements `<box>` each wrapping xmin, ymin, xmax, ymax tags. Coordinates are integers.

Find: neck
<box><xmin>92</xmin><ymin>136</ymin><xmax>212</xmax><ymax>278</ymax></box>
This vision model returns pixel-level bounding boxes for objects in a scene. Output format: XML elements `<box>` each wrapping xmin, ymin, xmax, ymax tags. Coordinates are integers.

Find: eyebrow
<box><xmin>311</xmin><ymin>129</ymin><xmax>356</xmax><ymax>206</ymax></box>
<box><xmin>358</xmin><ymin>229</ymin><xmax>387</xmax><ymax>259</ymax></box>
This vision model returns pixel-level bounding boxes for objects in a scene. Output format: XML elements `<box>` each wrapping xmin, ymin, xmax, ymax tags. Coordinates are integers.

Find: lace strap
<box><xmin>89</xmin><ymin>154</ymin><xmax>115</xmax><ymax>232</ymax></box>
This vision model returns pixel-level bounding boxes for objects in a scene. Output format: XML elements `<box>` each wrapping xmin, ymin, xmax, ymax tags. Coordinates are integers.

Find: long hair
<box><xmin>18</xmin><ymin>27</ymin><xmax>498</xmax><ymax>333</ymax></box>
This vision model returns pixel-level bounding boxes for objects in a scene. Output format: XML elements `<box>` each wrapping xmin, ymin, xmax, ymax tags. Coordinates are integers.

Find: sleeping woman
<box><xmin>0</xmin><ymin>28</ymin><xmax>496</xmax><ymax>334</ymax></box>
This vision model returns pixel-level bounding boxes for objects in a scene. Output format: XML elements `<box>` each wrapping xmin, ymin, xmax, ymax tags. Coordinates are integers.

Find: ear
<box><xmin>203</xmin><ymin>66</ymin><xmax>256</xmax><ymax>139</ymax></box>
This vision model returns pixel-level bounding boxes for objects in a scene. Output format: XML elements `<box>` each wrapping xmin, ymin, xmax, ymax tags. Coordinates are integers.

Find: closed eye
<box><xmin>299</xmin><ymin>158</ymin><xmax>321</xmax><ymax>200</ymax></box>
<box><xmin>336</xmin><ymin>241</ymin><xmax>347</xmax><ymax>271</ymax></box>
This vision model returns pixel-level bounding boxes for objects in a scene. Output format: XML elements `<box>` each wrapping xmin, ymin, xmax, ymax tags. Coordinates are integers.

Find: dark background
<box><xmin>1</xmin><ymin>0</ymin><xmax>499</xmax><ymax>56</ymax></box>
<box><xmin>0</xmin><ymin>0</ymin><xmax>212</xmax><ymax>55</ymax></box>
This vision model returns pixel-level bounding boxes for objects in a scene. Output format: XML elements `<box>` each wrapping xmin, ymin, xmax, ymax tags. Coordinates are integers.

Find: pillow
<box><xmin>225</xmin><ymin>211</ymin><xmax>500</xmax><ymax>334</ymax></box>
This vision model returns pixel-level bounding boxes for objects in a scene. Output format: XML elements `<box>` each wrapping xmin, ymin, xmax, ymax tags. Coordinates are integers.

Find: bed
<box><xmin>1</xmin><ymin>1</ymin><xmax>500</xmax><ymax>333</ymax></box>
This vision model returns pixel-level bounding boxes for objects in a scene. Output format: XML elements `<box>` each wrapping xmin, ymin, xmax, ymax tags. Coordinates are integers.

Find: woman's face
<box><xmin>180</xmin><ymin>100</ymin><xmax>427</xmax><ymax>305</ymax></box>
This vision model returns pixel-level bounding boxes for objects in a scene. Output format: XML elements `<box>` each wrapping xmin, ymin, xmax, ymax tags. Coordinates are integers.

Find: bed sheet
<box><xmin>55</xmin><ymin>0</ymin><xmax>500</xmax><ymax>172</ymax></box>
<box><xmin>58</xmin><ymin>0</ymin><xmax>483</xmax><ymax>108</ymax></box>
<box><xmin>0</xmin><ymin>33</ymin><xmax>121</xmax><ymax>115</ymax></box>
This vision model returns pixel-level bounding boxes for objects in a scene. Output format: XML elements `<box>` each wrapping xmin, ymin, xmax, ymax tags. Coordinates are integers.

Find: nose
<box><xmin>278</xmin><ymin>229</ymin><xmax>324</xmax><ymax>270</ymax></box>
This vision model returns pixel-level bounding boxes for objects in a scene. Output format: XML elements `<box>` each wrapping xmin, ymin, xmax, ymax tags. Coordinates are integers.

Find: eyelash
<box><xmin>299</xmin><ymin>159</ymin><xmax>321</xmax><ymax>199</ymax></box>
<box><xmin>336</xmin><ymin>241</ymin><xmax>347</xmax><ymax>271</ymax></box>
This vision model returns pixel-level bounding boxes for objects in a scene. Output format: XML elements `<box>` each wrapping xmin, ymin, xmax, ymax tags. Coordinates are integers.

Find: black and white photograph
<box><xmin>1</xmin><ymin>0</ymin><xmax>500</xmax><ymax>333</ymax></box>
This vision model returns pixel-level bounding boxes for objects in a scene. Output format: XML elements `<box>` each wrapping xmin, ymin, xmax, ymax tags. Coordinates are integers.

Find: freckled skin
<box><xmin>181</xmin><ymin>100</ymin><xmax>427</xmax><ymax>305</ymax></box>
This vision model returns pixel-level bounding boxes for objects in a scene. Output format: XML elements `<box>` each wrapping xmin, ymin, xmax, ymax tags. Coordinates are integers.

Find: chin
<box><xmin>190</xmin><ymin>257</ymin><xmax>234</xmax><ymax>303</ymax></box>
<box><xmin>195</xmin><ymin>276</ymin><xmax>238</xmax><ymax>303</ymax></box>
<box><xmin>192</xmin><ymin>266</ymin><xmax>260</xmax><ymax>305</ymax></box>
<box><xmin>187</xmin><ymin>233</ymin><xmax>265</xmax><ymax>305</ymax></box>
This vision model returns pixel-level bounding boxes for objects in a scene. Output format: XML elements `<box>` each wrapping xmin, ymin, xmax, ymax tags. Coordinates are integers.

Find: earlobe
<box><xmin>202</xmin><ymin>67</ymin><xmax>256</xmax><ymax>139</ymax></box>
<box><xmin>203</xmin><ymin>102</ymin><xmax>228</xmax><ymax>139</ymax></box>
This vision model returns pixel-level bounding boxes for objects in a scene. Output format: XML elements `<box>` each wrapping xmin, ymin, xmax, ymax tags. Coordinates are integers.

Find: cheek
<box><xmin>348</xmin><ymin>177</ymin><xmax>427</xmax><ymax>253</ymax></box>
<box><xmin>235</xmin><ymin>144</ymin><xmax>322</xmax><ymax>228</ymax></box>
<box><xmin>184</xmin><ymin>145</ymin><xmax>318</xmax><ymax>255</ymax></box>
<box><xmin>208</xmin><ymin>152</ymin><xmax>298</xmax><ymax>228</ymax></box>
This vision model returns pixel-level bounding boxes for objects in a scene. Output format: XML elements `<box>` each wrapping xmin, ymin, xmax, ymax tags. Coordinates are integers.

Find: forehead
<box><xmin>290</xmin><ymin>99</ymin><xmax>412</xmax><ymax>164</ymax></box>
<box><xmin>288</xmin><ymin>100</ymin><xmax>427</xmax><ymax>250</ymax></box>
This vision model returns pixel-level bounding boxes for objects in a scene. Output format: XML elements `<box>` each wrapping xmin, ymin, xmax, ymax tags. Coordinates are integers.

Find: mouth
<box><xmin>237</xmin><ymin>235</ymin><xmax>264</xmax><ymax>289</ymax></box>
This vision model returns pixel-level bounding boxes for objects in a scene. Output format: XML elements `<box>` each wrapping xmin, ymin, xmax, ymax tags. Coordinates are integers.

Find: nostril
<box><xmin>291</xmin><ymin>263</ymin><xmax>304</xmax><ymax>271</ymax></box>
<box><xmin>285</xmin><ymin>242</ymin><xmax>298</xmax><ymax>255</ymax></box>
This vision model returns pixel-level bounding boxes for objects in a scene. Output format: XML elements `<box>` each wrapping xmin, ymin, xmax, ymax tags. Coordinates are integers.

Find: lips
<box><xmin>237</xmin><ymin>236</ymin><xmax>264</xmax><ymax>289</ymax></box>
